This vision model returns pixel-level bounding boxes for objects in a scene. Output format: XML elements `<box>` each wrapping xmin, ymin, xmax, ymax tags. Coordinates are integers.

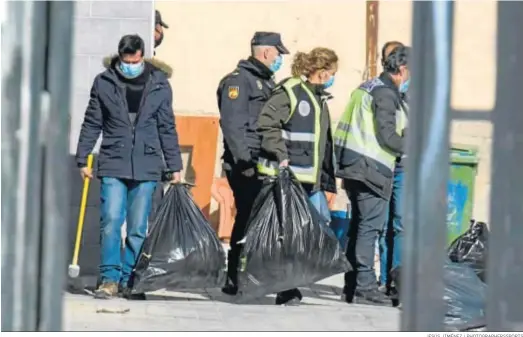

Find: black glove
<box><xmin>161</xmin><ymin>170</ymin><xmax>175</xmax><ymax>182</ymax></box>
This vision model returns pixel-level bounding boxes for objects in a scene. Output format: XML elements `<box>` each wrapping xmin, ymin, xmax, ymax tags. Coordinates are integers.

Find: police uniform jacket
<box><xmin>217</xmin><ymin>57</ymin><xmax>275</xmax><ymax>171</ymax></box>
<box><xmin>334</xmin><ymin>72</ymin><xmax>408</xmax><ymax>199</ymax></box>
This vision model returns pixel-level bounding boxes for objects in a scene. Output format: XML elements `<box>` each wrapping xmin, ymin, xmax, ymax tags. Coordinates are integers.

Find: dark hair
<box><xmin>381</xmin><ymin>41</ymin><xmax>404</xmax><ymax>66</ymax></box>
<box><xmin>118</xmin><ymin>34</ymin><xmax>145</xmax><ymax>57</ymax></box>
<box><xmin>383</xmin><ymin>45</ymin><xmax>410</xmax><ymax>74</ymax></box>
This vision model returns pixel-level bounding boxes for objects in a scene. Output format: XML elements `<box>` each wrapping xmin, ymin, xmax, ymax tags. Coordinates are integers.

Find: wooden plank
<box><xmin>175</xmin><ymin>114</ymin><xmax>220</xmax><ymax>219</ymax></box>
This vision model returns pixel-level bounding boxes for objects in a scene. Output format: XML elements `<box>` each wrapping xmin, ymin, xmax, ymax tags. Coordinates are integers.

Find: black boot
<box><xmin>222</xmin><ymin>248</ymin><xmax>239</xmax><ymax>295</ymax></box>
<box><xmin>221</xmin><ymin>278</ymin><xmax>238</xmax><ymax>296</ymax></box>
<box><xmin>275</xmin><ymin>288</ymin><xmax>302</xmax><ymax>306</ymax></box>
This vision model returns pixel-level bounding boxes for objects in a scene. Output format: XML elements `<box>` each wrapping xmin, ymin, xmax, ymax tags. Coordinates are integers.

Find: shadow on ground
<box><xmin>66</xmin><ymin>275</ymin><xmax>345</xmax><ymax>307</ymax></box>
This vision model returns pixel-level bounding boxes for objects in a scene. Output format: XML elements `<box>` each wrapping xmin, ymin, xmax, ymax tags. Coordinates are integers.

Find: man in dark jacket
<box><xmin>216</xmin><ymin>31</ymin><xmax>289</xmax><ymax>295</ymax></box>
<box><xmin>333</xmin><ymin>46</ymin><xmax>410</xmax><ymax>305</ymax></box>
<box><xmin>76</xmin><ymin>34</ymin><xmax>182</xmax><ymax>299</ymax></box>
<box><xmin>377</xmin><ymin>41</ymin><xmax>408</xmax><ymax>297</ymax></box>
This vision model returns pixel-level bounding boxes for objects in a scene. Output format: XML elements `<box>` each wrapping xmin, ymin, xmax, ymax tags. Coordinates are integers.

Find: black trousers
<box><xmin>225</xmin><ymin>168</ymin><xmax>263</xmax><ymax>286</ymax></box>
<box><xmin>343</xmin><ymin>180</ymin><xmax>388</xmax><ymax>296</ymax></box>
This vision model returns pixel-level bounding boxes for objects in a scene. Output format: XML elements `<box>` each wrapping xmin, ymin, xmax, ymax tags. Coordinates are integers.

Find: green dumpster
<box><xmin>447</xmin><ymin>144</ymin><xmax>479</xmax><ymax>245</ymax></box>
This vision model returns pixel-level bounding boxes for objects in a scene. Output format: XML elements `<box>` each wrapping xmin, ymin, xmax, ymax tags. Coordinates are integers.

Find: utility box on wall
<box><xmin>68</xmin><ymin>1</ymin><xmax>154</xmax><ymax>280</ymax></box>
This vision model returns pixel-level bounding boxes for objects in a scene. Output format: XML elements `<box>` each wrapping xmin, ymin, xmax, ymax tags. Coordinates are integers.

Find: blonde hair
<box><xmin>291</xmin><ymin>47</ymin><xmax>339</xmax><ymax>78</ymax></box>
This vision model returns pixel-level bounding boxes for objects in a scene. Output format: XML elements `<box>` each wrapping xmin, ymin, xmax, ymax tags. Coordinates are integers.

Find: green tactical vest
<box><xmin>333</xmin><ymin>78</ymin><xmax>408</xmax><ymax>172</ymax></box>
<box><xmin>257</xmin><ymin>77</ymin><xmax>322</xmax><ymax>184</ymax></box>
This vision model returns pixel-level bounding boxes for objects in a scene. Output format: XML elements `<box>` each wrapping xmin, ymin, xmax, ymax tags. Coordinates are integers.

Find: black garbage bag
<box><xmin>238</xmin><ymin>168</ymin><xmax>351</xmax><ymax>299</ymax></box>
<box><xmin>131</xmin><ymin>184</ymin><xmax>226</xmax><ymax>293</ymax></box>
<box><xmin>443</xmin><ymin>261</ymin><xmax>487</xmax><ymax>331</ymax></box>
<box><xmin>448</xmin><ymin>220</ymin><xmax>488</xmax><ymax>282</ymax></box>
<box><xmin>391</xmin><ymin>261</ymin><xmax>486</xmax><ymax>331</ymax></box>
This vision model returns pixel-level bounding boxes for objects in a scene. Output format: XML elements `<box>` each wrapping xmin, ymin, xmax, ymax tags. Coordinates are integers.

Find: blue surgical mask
<box><xmin>269</xmin><ymin>55</ymin><xmax>283</xmax><ymax>73</ymax></box>
<box><xmin>323</xmin><ymin>75</ymin><xmax>335</xmax><ymax>89</ymax></box>
<box><xmin>119</xmin><ymin>61</ymin><xmax>144</xmax><ymax>78</ymax></box>
<box><xmin>399</xmin><ymin>78</ymin><xmax>410</xmax><ymax>93</ymax></box>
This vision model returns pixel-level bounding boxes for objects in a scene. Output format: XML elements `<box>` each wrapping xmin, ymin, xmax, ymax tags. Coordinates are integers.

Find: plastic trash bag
<box><xmin>443</xmin><ymin>261</ymin><xmax>487</xmax><ymax>331</ymax></box>
<box><xmin>448</xmin><ymin>220</ymin><xmax>488</xmax><ymax>282</ymax></box>
<box><xmin>391</xmin><ymin>261</ymin><xmax>486</xmax><ymax>331</ymax></box>
<box><xmin>238</xmin><ymin>168</ymin><xmax>351</xmax><ymax>299</ymax></box>
<box><xmin>131</xmin><ymin>184</ymin><xmax>226</xmax><ymax>293</ymax></box>
<box><xmin>330</xmin><ymin>210</ymin><xmax>350</xmax><ymax>250</ymax></box>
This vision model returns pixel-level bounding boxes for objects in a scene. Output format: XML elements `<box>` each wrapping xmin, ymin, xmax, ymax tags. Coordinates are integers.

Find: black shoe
<box><xmin>341</xmin><ymin>285</ymin><xmax>355</xmax><ymax>303</ymax></box>
<box><xmin>119</xmin><ymin>286</ymin><xmax>146</xmax><ymax>300</ymax></box>
<box><xmin>351</xmin><ymin>289</ymin><xmax>391</xmax><ymax>306</ymax></box>
<box><xmin>221</xmin><ymin>284</ymin><xmax>238</xmax><ymax>296</ymax></box>
<box><xmin>221</xmin><ymin>278</ymin><xmax>238</xmax><ymax>296</ymax></box>
<box><xmin>275</xmin><ymin>289</ymin><xmax>302</xmax><ymax>306</ymax></box>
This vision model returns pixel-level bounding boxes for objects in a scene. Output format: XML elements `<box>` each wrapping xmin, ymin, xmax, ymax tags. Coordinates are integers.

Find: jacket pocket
<box><xmin>363</xmin><ymin>157</ymin><xmax>390</xmax><ymax>190</ymax></box>
<box><xmin>144</xmin><ymin>143</ymin><xmax>160</xmax><ymax>155</ymax></box>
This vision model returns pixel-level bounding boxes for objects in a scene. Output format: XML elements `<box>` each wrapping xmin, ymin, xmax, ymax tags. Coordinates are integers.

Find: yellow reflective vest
<box><xmin>334</xmin><ymin>77</ymin><xmax>408</xmax><ymax>175</ymax></box>
<box><xmin>257</xmin><ymin>77</ymin><xmax>323</xmax><ymax>184</ymax></box>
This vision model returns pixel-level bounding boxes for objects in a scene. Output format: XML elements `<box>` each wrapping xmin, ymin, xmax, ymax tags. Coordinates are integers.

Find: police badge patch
<box><xmin>298</xmin><ymin>100</ymin><xmax>311</xmax><ymax>117</ymax></box>
<box><xmin>228</xmin><ymin>86</ymin><xmax>239</xmax><ymax>100</ymax></box>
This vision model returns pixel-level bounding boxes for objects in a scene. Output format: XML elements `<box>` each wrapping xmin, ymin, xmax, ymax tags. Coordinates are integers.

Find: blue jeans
<box><xmin>99</xmin><ymin>177</ymin><xmax>157</xmax><ymax>286</ymax></box>
<box><xmin>379</xmin><ymin>169</ymin><xmax>404</xmax><ymax>285</ymax></box>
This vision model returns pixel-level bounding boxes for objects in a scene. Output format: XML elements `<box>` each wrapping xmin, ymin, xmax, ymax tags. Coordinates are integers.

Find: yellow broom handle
<box><xmin>72</xmin><ymin>154</ymin><xmax>94</xmax><ymax>266</ymax></box>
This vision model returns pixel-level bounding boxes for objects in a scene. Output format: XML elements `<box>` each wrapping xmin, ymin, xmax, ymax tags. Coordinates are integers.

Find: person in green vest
<box><xmin>334</xmin><ymin>45</ymin><xmax>410</xmax><ymax>306</ymax></box>
<box><xmin>256</xmin><ymin>47</ymin><xmax>339</xmax><ymax>305</ymax></box>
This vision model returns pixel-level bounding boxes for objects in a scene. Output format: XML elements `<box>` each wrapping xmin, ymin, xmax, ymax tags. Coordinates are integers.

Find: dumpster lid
<box><xmin>450</xmin><ymin>143</ymin><xmax>479</xmax><ymax>164</ymax></box>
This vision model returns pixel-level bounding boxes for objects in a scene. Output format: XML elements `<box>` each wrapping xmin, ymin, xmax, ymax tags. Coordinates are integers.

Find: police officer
<box><xmin>333</xmin><ymin>46</ymin><xmax>410</xmax><ymax>306</ymax></box>
<box><xmin>257</xmin><ymin>47</ymin><xmax>339</xmax><ymax>305</ymax></box>
<box><xmin>217</xmin><ymin>31</ymin><xmax>289</xmax><ymax>295</ymax></box>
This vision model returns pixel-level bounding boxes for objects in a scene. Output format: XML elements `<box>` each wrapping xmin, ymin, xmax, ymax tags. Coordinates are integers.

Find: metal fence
<box><xmin>402</xmin><ymin>1</ymin><xmax>523</xmax><ymax>331</ymax></box>
<box><xmin>1</xmin><ymin>1</ymin><xmax>74</xmax><ymax>331</ymax></box>
<box><xmin>1</xmin><ymin>0</ymin><xmax>522</xmax><ymax>332</ymax></box>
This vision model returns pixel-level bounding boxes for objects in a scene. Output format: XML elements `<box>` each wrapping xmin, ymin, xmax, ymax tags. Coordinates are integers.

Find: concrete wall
<box><xmin>155</xmin><ymin>0</ymin><xmax>496</xmax><ymax>223</ymax></box>
<box><xmin>450</xmin><ymin>1</ymin><xmax>496</xmax><ymax>223</ymax></box>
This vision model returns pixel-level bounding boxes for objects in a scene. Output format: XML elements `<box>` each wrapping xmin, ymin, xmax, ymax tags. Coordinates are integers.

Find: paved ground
<box><xmin>63</xmin><ymin>273</ymin><xmax>400</xmax><ymax>331</ymax></box>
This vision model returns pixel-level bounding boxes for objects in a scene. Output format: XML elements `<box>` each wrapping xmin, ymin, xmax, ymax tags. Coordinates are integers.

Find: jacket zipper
<box><xmin>114</xmin><ymin>85</ymin><xmax>135</xmax><ymax>179</ymax></box>
<box><xmin>105</xmin><ymin>71</ymin><xmax>161</xmax><ymax>180</ymax></box>
<box><xmin>131</xmin><ymin>80</ymin><xmax>161</xmax><ymax>179</ymax></box>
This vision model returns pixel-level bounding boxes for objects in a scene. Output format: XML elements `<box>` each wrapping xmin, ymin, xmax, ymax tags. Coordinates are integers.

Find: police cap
<box><xmin>251</xmin><ymin>32</ymin><xmax>290</xmax><ymax>54</ymax></box>
<box><xmin>155</xmin><ymin>10</ymin><xmax>169</xmax><ymax>28</ymax></box>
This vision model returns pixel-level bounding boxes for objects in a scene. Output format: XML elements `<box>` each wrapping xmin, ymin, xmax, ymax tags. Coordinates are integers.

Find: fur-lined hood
<box><xmin>102</xmin><ymin>55</ymin><xmax>173</xmax><ymax>79</ymax></box>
